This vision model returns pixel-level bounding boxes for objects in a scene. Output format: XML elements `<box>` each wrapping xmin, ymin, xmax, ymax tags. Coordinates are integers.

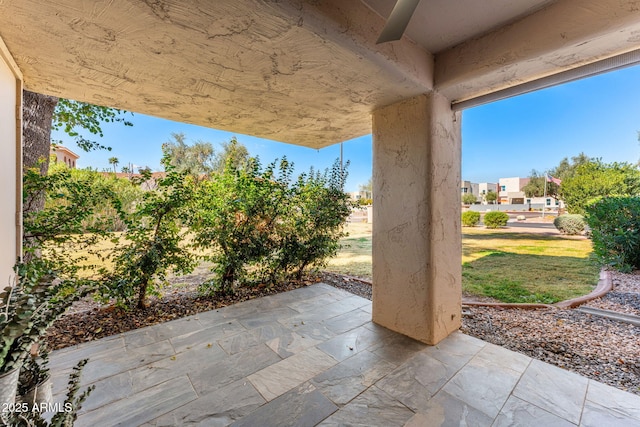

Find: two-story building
<box><xmin>461</xmin><ymin>181</ymin><xmax>497</xmax><ymax>204</ymax></box>
<box><xmin>50</xmin><ymin>145</ymin><xmax>79</xmax><ymax>168</ymax></box>
<box><xmin>499</xmin><ymin>176</ymin><xmax>564</xmax><ymax>209</ymax></box>
<box><xmin>498</xmin><ymin>177</ymin><xmax>530</xmax><ymax>204</ymax></box>
<box><xmin>460</xmin><ymin>180</ymin><xmax>479</xmax><ymax>201</ymax></box>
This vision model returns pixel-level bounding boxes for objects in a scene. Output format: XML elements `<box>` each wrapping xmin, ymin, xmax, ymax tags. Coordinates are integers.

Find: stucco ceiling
<box><xmin>0</xmin><ymin>0</ymin><xmax>638</xmax><ymax>148</ymax></box>
<box><xmin>363</xmin><ymin>0</ymin><xmax>555</xmax><ymax>53</ymax></box>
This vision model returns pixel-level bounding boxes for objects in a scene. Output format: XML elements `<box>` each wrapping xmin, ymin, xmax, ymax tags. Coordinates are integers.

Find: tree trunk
<box><xmin>137</xmin><ymin>281</ymin><xmax>148</xmax><ymax>309</ymax></box>
<box><xmin>23</xmin><ymin>90</ymin><xmax>58</xmax><ymax>176</ymax></box>
<box><xmin>22</xmin><ymin>90</ymin><xmax>59</xmax><ymax>259</ymax></box>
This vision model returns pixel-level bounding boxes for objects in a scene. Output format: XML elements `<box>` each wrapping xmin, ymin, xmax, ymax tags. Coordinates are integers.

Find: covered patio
<box><xmin>2</xmin><ymin>0</ymin><xmax>640</xmax><ymax>344</ymax></box>
<box><xmin>47</xmin><ymin>283</ymin><xmax>640</xmax><ymax>426</ymax></box>
<box><xmin>2</xmin><ymin>1</ymin><xmax>640</xmax><ymax>424</ymax></box>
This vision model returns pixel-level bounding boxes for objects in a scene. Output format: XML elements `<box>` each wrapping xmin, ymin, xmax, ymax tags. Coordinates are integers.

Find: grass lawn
<box><xmin>326</xmin><ymin>222</ymin><xmax>373</xmax><ymax>278</ymax></box>
<box><xmin>326</xmin><ymin>223</ymin><xmax>599</xmax><ymax>304</ymax></box>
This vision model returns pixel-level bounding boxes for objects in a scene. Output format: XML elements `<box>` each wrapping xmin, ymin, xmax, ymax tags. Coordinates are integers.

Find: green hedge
<box><xmin>462</xmin><ymin>211</ymin><xmax>480</xmax><ymax>227</ymax></box>
<box><xmin>483</xmin><ymin>211</ymin><xmax>509</xmax><ymax>229</ymax></box>
<box><xmin>586</xmin><ymin>197</ymin><xmax>640</xmax><ymax>272</ymax></box>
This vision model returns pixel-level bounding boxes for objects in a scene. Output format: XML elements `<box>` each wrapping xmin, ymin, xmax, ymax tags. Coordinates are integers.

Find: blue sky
<box><xmin>53</xmin><ymin>64</ymin><xmax>640</xmax><ymax>192</ymax></box>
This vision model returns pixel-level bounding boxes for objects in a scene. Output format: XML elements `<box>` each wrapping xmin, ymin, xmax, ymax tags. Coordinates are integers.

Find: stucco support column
<box><xmin>372</xmin><ymin>92</ymin><xmax>461</xmax><ymax>345</ymax></box>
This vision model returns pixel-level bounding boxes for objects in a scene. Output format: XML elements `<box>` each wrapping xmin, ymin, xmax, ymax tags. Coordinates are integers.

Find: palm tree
<box><xmin>108</xmin><ymin>157</ymin><xmax>119</xmax><ymax>173</ymax></box>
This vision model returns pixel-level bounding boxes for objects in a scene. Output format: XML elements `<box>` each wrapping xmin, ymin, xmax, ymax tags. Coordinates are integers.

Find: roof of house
<box><xmin>51</xmin><ymin>145</ymin><xmax>80</xmax><ymax>159</ymax></box>
<box><xmin>102</xmin><ymin>171</ymin><xmax>167</xmax><ymax>180</ymax></box>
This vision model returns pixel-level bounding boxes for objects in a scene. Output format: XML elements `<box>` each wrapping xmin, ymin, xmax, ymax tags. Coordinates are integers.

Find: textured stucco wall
<box><xmin>0</xmin><ymin>0</ymin><xmax>432</xmax><ymax>148</ymax></box>
<box><xmin>372</xmin><ymin>93</ymin><xmax>461</xmax><ymax>345</ymax></box>
<box><xmin>0</xmin><ymin>40</ymin><xmax>20</xmax><ymax>281</ymax></box>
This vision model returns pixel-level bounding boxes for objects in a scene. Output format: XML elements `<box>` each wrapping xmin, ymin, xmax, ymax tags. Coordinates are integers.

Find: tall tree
<box><xmin>23</xmin><ymin>91</ymin><xmax>132</xmax><ymax>179</ymax></box>
<box><xmin>522</xmin><ymin>170</ymin><xmax>559</xmax><ymax>198</ymax></box>
<box><xmin>22</xmin><ymin>90</ymin><xmax>132</xmax><ymax>256</ymax></box>
<box><xmin>561</xmin><ymin>160</ymin><xmax>640</xmax><ymax>214</ymax></box>
<box><xmin>212</xmin><ymin>137</ymin><xmax>250</xmax><ymax>172</ymax></box>
<box><xmin>22</xmin><ymin>92</ymin><xmax>59</xmax><ymax>238</ymax></box>
<box><xmin>550</xmin><ymin>152</ymin><xmax>591</xmax><ymax>181</ymax></box>
<box><xmin>163</xmin><ymin>134</ymin><xmax>250</xmax><ymax>175</ymax></box>
<box><xmin>163</xmin><ymin>133</ymin><xmax>216</xmax><ymax>175</ymax></box>
<box><xmin>23</xmin><ymin>92</ymin><xmax>59</xmax><ymax>175</ymax></box>
<box><xmin>108</xmin><ymin>157</ymin><xmax>119</xmax><ymax>173</ymax></box>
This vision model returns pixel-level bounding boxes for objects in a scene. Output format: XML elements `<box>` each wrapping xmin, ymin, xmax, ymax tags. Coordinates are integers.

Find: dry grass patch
<box><xmin>325</xmin><ymin>222</ymin><xmax>372</xmax><ymax>278</ymax></box>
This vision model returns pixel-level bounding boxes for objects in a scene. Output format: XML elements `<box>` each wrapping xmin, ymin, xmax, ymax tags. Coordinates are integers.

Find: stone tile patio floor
<box><xmin>47</xmin><ymin>283</ymin><xmax>640</xmax><ymax>426</ymax></box>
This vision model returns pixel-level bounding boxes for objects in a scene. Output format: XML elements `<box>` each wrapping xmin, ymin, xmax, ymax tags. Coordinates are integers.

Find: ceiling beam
<box><xmin>286</xmin><ymin>0</ymin><xmax>434</xmax><ymax>95</ymax></box>
<box><xmin>435</xmin><ymin>0</ymin><xmax>640</xmax><ymax>104</ymax></box>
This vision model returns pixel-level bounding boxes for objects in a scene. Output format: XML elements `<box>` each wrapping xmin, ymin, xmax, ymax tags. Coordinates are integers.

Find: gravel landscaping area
<box><xmin>584</xmin><ymin>270</ymin><xmax>640</xmax><ymax>316</ymax></box>
<box><xmin>323</xmin><ymin>270</ymin><xmax>640</xmax><ymax>397</ymax></box>
<box><xmin>48</xmin><ymin>269</ymin><xmax>640</xmax><ymax>397</ymax></box>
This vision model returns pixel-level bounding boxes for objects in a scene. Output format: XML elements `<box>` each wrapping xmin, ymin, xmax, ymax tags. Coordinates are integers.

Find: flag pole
<box><xmin>542</xmin><ymin>173</ymin><xmax>547</xmax><ymax>218</ymax></box>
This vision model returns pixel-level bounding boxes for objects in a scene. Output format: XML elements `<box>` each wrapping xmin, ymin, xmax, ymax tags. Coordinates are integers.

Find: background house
<box><xmin>527</xmin><ymin>195</ymin><xmax>564</xmax><ymax>210</ymax></box>
<box><xmin>50</xmin><ymin>145</ymin><xmax>79</xmax><ymax>168</ymax></box>
<box><xmin>460</xmin><ymin>180</ymin><xmax>479</xmax><ymax>201</ymax></box>
<box><xmin>464</xmin><ymin>177</ymin><xmax>564</xmax><ymax>210</ymax></box>
<box><xmin>478</xmin><ymin>182</ymin><xmax>498</xmax><ymax>203</ymax></box>
<box><xmin>348</xmin><ymin>190</ymin><xmax>372</xmax><ymax>203</ymax></box>
<box><xmin>498</xmin><ymin>177</ymin><xmax>530</xmax><ymax>204</ymax></box>
<box><xmin>461</xmin><ymin>181</ymin><xmax>497</xmax><ymax>204</ymax></box>
<box><xmin>499</xmin><ymin>176</ymin><xmax>564</xmax><ymax>209</ymax></box>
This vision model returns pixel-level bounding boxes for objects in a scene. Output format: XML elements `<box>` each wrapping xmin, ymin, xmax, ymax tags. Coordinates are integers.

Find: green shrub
<box><xmin>190</xmin><ymin>157</ymin><xmax>351</xmax><ymax>293</ymax></box>
<box><xmin>101</xmin><ymin>157</ymin><xmax>196</xmax><ymax>309</ymax></box>
<box><xmin>483</xmin><ymin>211</ymin><xmax>509</xmax><ymax>229</ymax></box>
<box><xmin>274</xmin><ymin>161</ymin><xmax>351</xmax><ymax>280</ymax></box>
<box><xmin>461</xmin><ymin>211</ymin><xmax>480</xmax><ymax>227</ymax></box>
<box><xmin>190</xmin><ymin>157</ymin><xmax>292</xmax><ymax>293</ymax></box>
<box><xmin>553</xmin><ymin>214</ymin><xmax>585</xmax><ymax>235</ymax></box>
<box><xmin>585</xmin><ymin>197</ymin><xmax>640</xmax><ymax>272</ymax></box>
<box><xmin>462</xmin><ymin>193</ymin><xmax>477</xmax><ymax>205</ymax></box>
<box><xmin>44</xmin><ymin>163</ymin><xmax>143</xmax><ymax>233</ymax></box>
<box><xmin>23</xmin><ymin>164</ymin><xmax>120</xmax><ymax>275</ymax></box>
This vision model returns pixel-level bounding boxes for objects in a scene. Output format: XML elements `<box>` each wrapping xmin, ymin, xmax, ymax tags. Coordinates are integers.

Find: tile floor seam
<box><xmin>184</xmin><ymin>370</ymin><xmax>201</xmax><ymax>399</ymax></box>
<box><xmin>167</xmin><ymin>336</ymin><xmax>178</xmax><ymax>356</ymax></box>
<box><xmin>132</xmin><ymin>374</ymin><xmax>193</xmax><ymax>397</ymax></box>
<box><xmin>490</xmin><ymin>394</ymin><xmax>579</xmax><ymax>427</ymax></box>
<box><xmin>424</xmin><ymin>345</ymin><xmax>489</xmax><ymax>403</ymax></box>
<box><xmin>511</xmin><ymin>358</ymin><xmax>587</xmax><ymax>425</ymax></box>
<box><xmin>318</xmin><ymin>375</ymin><xmax>370</xmax><ymax>409</ymax></box>
<box><xmin>246</xmin><ymin>375</ymin><xmax>273</xmax><ymax>403</ymax></box>
<box><xmin>317</xmin><ymin>382</ymin><xmax>418</xmax><ymax>425</ymax></box>
<box><xmin>585</xmin><ymin>399</ymin><xmax>640</xmax><ymax>424</ymax></box>
<box><xmin>75</xmin><ymin>370</ymin><xmax>135</xmax><ymax>417</ymax></box>
<box><xmin>497</xmin><ymin>356</ymin><xmax>534</xmax><ymax>422</ymax></box>
<box><xmin>577</xmin><ymin>381</ymin><xmax>591</xmax><ymax>426</ymax></box>
<box><xmin>372</xmin><ymin>384</ymin><xmax>418</xmax><ymax>416</ymax></box>
<box><xmin>142</xmin><ymin>375</ymin><xmax>204</xmax><ymax>425</ymax></box>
